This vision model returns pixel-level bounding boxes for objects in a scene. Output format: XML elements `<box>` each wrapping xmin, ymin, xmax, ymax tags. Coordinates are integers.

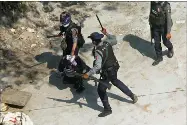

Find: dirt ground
<box><xmin>0</xmin><ymin>2</ymin><xmax>186</xmax><ymax>125</ymax></box>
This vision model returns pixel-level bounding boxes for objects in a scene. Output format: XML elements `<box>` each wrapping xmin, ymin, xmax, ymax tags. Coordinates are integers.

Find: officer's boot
<box><xmin>167</xmin><ymin>48</ymin><xmax>174</xmax><ymax>58</ymax></box>
<box><xmin>98</xmin><ymin>101</ymin><xmax>112</xmax><ymax>117</ymax></box>
<box><xmin>130</xmin><ymin>94</ymin><xmax>138</xmax><ymax>104</ymax></box>
<box><xmin>98</xmin><ymin>108</ymin><xmax>112</xmax><ymax>117</ymax></box>
<box><xmin>152</xmin><ymin>55</ymin><xmax>163</xmax><ymax>66</ymax></box>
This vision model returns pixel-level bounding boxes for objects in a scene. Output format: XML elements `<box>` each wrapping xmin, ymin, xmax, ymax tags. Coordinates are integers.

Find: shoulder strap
<box><xmin>96</xmin><ymin>42</ymin><xmax>108</xmax><ymax>69</ymax></box>
<box><xmin>161</xmin><ymin>2</ymin><xmax>168</xmax><ymax>11</ymax></box>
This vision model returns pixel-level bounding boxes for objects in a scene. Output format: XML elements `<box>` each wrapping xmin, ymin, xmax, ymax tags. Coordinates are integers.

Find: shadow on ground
<box><xmin>123</xmin><ymin>34</ymin><xmax>156</xmax><ymax>60</ymax></box>
<box><xmin>107</xmin><ymin>92</ymin><xmax>133</xmax><ymax>104</ymax></box>
<box><xmin>35</xmin><ymin>52</ymin><xmax>61</xmax><ymax>69</ymax></box>
<box><xmin>123</xmin><ymin>34</ymin><xmax>169</xmax><ymax>59</ymax></box>
<box><xmin>47</xmin><ymin>73</ymin><xmax>103</xmax><ymax>111</ymax></box>
<box><xmin>48</xmin><ymin>71</ymin><xmax>133</xmax><ymax>111</ymax></box>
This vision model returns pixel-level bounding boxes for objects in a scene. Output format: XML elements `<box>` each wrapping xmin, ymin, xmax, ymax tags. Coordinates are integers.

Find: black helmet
<box><xmin>60</xmin><ymin>11</ymin><xmax>71</xmax><ymax>27</ymax></box>
<box><xmin>88</xmin><ymin>32</ymin><xmax>104</xmax><ymax>40</ymax></box>
<box><xmin>88</xmin><ymin>32</ymin><xmax>104</xmax><ymax>45</ymax></box>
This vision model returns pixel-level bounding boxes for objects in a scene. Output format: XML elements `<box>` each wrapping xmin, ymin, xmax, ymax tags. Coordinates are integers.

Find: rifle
<box><xmin>61</xmin><ymin>70</ymin><xmax>112</xmax><ymax>90</ymax></box>
<box><xmin>74</xmin><ymin>72</ymin><xmax>112</xmax><ymax>90</ymax></box>
<box><xmin>46</xmin><ymin>34</ymin><xmax>61</xmax><ymax>38</ymax></box>
<box><xmin>96</xmin><ymin>14</ymin><xmax>104</xmax><ymax>29</ymax></box>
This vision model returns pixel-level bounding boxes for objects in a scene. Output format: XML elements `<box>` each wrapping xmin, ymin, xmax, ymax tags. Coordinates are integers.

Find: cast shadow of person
<box><xmin>123</xmin><ymin>34</ymin><xmax>156</xmax><ymax>60</ymax></box>
<box><xmin>35</xmin><ymin>52</ymin><xmax>61</xmax><ymax>69</ymax></box>
<box><xmin>47</xmin><ymin>74</ymin><xmax>103</xmax><ymax>111</ymax></box>
<box><xmin>48</xmin><ymin>72</ymin><xmax>134</xmax><ymax>112</ymax></box>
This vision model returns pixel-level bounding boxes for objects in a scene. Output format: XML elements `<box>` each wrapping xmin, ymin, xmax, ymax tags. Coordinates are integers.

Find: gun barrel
<box><xmin>47</xmin><ymin>35</ymin><xmax>60</xmax><ymax>38</ymax></box>
<box><xmin>73</xmin><ymin>72</ymin><xmax>111</xmax><ymax>89</ymax></box>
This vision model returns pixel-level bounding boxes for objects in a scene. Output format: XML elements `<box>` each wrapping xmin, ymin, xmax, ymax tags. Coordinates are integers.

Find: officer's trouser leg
<box><xmin>162</xmin><ymin>27</ymin><xmax>173</xmax><ymax>50</ymax></box>
<box><xmin>153</xmin><ymin>28</ymin><xmax>162</xmax><ymax>58</ymax></box>
<box><xmin>58</xmin><ymin>58</ymin><xmax>64</xmax><ymax>72</ymax></box>
<box><xmin>97</xmin><ymin>79</ymin><xmax>111</xmax><ymax>110</ymax></box>
<box><xmin>109</xmin><ymin>70</ymin><xmax>133</xmax><ymax>97</ymax></box>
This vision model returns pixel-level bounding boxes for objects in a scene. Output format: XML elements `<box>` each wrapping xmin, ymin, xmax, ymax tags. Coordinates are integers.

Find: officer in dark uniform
<box><xmin>58</xmin><ymin>11</ymin><xmax>84</xmax><ymax>57</ymax></box>
<box><xmin>149</xmin><ymin>1</ymin><xmax>174</xmax><ymax>66</ymax></box>
<box><xmin>82</xmin><ymin>28</ymin><xmax>138</xmax><ymax>117</ymax></box>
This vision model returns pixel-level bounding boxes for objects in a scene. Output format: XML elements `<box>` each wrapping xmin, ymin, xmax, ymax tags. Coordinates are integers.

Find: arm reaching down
<box><xmin>85</xmin><ymin>50</ymin><xmax>103</xmax><ymax>77</ymax></box>
<box><xmin>71</xmin><ymin>28</ymin><xmax>78</xmax><ymax>56</ymax></box>
<box><xmin>165</xmin><ymin>2</ymin><xmax>173</xmax><ymax>39</ymax></box>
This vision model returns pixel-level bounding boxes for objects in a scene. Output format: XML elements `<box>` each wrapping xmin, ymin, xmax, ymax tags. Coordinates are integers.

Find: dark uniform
<box><xmin>60</xmin><ymin>56</ymin><xmax>90</xmax><ymax>93</ymax></box>
<box><xmin>149</xmin><ymin>1</ymin><xmax>174</xmax><ymax>66</ymax></box>
<box><xmin>86</xmin><ymin>32</ymin><xmax>138</xmax><ymax>117</ymax></box>
<box><xmin>59</xmin><ymin>22</ymin><xmax>84</xmax><ymax>57</ymax></box>
<box><xmin>57</xmin><ymin>12</ymin><xmax>85</xmax><ymax>92</ymax></box>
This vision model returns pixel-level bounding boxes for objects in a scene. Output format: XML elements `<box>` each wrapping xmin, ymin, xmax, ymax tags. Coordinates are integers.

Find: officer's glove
<box><xmin>82</xmin><ymin>73</ymin><xmax>89</xmax><ymax>79</ymax></box>
<box><xmin>101</xmin><ymin>28</ymin><xmax>107</xmax><ymax>35</ymax></box>
<box><xmin>166</xmin><ymin>33</ymin><xmax>171</xmax><ymax>40</ymax></box>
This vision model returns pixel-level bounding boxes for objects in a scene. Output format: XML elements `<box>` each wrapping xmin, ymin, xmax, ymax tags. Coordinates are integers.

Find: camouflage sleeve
<box><xmin>87</xmin><ymin>50</ymin><xmax>103</xmax><ymax>76</ymax></box>
<box><xmin>71</xmin><ymin>28</ymin><xmax>78</xmax><ymax>43</ymax></box>
<box><xmin>166</xmin><ymin>2</ymin><xmax>173</xmax><ymax>33</ymax></box>
<box><xmin>104</xmin><ymin>33</ymin><xmax>117</xmax><ymax>46</ymax></box>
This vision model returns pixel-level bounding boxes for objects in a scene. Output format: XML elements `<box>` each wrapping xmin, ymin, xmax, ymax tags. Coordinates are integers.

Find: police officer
<box><xmin>58</xmin><ymin>11</ymin><xmax>85</xmax><ymax>57</ymax></box>
<box><xmin>149</xmin><ymin>1</ymin><xmax>174</xmax><ymax>66</ymax></box>
<box><xmin>57</xmin><ymin>11</ymin><xmax>85</xmax><ymax>92</ymax></box>
<box><xmin>82</xmin><ymin>28</ymin><xmax>138</xmax><ymax>117</ymax></box>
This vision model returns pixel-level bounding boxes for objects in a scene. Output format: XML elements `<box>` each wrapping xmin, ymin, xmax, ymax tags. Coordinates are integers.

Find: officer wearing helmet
<box><xmin>149</xmin><ymin>1</ymin><xmax>174</xmax><ymax>66</ymax></box>
<box><xmin>58</xmin><ymin>11</ymin><xmax>84</xmax><ymax>57</ymax></box>
<box><xmin>57</xmin><ymin>11</ymin><xmax>85</xmax><ymax>91</ymax></box>
<box><xmin>82</xmin><ymin>28</ymin><xmax>138</xmax><ymax>117</ymax></box>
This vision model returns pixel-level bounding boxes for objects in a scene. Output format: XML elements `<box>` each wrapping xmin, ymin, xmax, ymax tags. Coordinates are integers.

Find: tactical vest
<box><xmin>96</xmin><ymin>42</ymin><xmax>118</xmax><ymax>70</ymax></box>
<box><xmin>149</xmin><ymin>2</ymin><xmax>167</xmax><ymax>26</ymax></box>
<box><xmin>61</xmin><ymin>22</ymin><xmax>85</xmax><ymax>51</ymax></box>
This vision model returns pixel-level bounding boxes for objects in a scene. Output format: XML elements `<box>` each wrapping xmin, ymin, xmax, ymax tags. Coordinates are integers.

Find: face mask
<box><xmin>92</xmin><ymin>40</ymin><xmax>96</xmax><ymax>45</ymax></box>
<box><xmin>61</xmin><ymin>22</ymin><xmax>70</xmax><ymax>27</ymax></box>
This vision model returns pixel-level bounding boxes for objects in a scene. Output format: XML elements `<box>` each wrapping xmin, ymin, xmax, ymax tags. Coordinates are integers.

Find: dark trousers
<box><xmin>152</xmin><ymin>26</ymin><xmax>173</xmax><ymax>58</ymax></box>
<box><xmin>97</xmin><ymin>66</ymin><xmax>133</xmax><ymax>110</ymax></box>
<box><xmin>62</xmin><ymin>47</ymin><xmax>79</xmax><ymax>57</ymax></box>
<box><xmin>58</xmin><ymin>56</ymin><xmax>89</xmax><ymax>85</ymax></box>
<box><xmin>58</xmin><ymin>46</ymin><xmax>79</xmax><ymax>72</ymax></box>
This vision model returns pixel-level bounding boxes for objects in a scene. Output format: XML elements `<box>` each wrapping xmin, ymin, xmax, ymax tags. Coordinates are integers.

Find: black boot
<box><xmin>98</xmin><ymin>109</ymin><xmax>112</xmax><ymax>117</ymax></box>
<box><xmin>152</xmin><ymin>56</ymin><xmax>163</xmax><ymax>66</ymax></box>
<box><xmin>76</xmin><ymin>81</ymin><xmax>85</xmax><ymax>93</ymax></box>
<box><xmin>130</xmin><ymin>94</ymin><xmax>138</xmax><ymax>104</ymax></box>
<box><xmin>167</xmin><ymin>48</ymin><xmax>174</xmax><ymax>58</ymax></box>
